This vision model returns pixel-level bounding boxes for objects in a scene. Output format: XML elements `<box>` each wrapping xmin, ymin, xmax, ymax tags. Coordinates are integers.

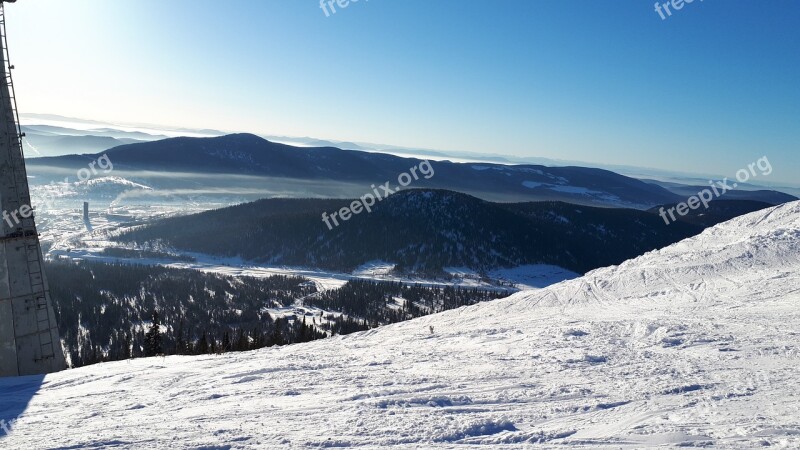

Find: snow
<box><xmin>521</xmin><ymin>181</ymin><xmax>545</xmax><ymax>189</ymax></box>
<box><xmin>487</xmin><ymin>264</ymin><xmax>580</xmax><ymax>290</ymax></box>
<box><xmin>520</xmin><ymin>182</ymin><xmax>623</xmax><ymax>204</ymax></box>
<box><xmin>50</xmin><ymin>249</ymin><xmax>519</xmax><ymax>294</ymax></box>
<box><xmin>547</xmin><ymin>185</ymin><xmax>602</xmax><ymax>195</ymax></box>
<box><xmin>443</xmin><ymin>267</ymin><xmax>480</xmax><ymax>278</ymax></box>
<box><xmin>80</xmin><ymin>176</ymin><xmax>153</xmax><ymax>190</ymax></box>
<box><xmin>2</xmin><ymin>202</ymin><xmax>799</xmax><ymax>448</ymax></box>
<box><xmin>352</xmin><ymin>261</ymin><xmax>397</xmax><ymax>277</ymax></box>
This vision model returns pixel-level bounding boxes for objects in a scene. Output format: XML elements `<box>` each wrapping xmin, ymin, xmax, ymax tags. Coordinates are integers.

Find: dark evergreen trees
<box><xmin>144</xmin><ymin>310</ymin><xmax>163</xmax><ymax>357</ymax></box>
<box><xmin>46</xmin><ymin>260</ymin><xmax>507</xmax><ymax>369</ymax></box>
<box><xmin>115</xmin><ymin>190</ymin><xmax>707</xmax><ymax>275</ymax></box>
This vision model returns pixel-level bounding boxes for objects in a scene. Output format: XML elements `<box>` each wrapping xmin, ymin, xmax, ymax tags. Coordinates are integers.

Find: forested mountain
<box><xmin>648</xmin><ymin>180</ymin><xmax>798</xmax><ymax>205</ymax></box>
<box><xmin>28</xmin><ymin>133</ymin><xmax>682</xmax><ymax>207</ymax></box>
<box><xmin>117</xmin><ymin>189</ymin><xmax>712</xmax><ymax>275</ymax></box>
<box><xmin>646</xmin><ymin>199</ymin><xmax>775</xmax><ymax>227</ymax></box>
<box><xmin>46</xmin><ymin>260</ymin><xmax>507</xmax><ymax>369</ymax></box>
<box><xmin>305</xmin><ymin>280</ymin><xmax>506</xmax><ymax>328</ymax></box>
<box><xmin>47</xmin><ymin>261</ymin><xmax>317</xmax><ymax>368</ymax></box>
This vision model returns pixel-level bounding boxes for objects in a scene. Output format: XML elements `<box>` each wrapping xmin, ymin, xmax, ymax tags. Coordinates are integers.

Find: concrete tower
<box><xmin>0</xmin><ymin>0</ymin><xmax>66</xmax><ymax>377</ymax></box>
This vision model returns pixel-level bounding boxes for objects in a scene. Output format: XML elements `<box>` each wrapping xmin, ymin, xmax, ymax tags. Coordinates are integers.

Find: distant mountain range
<box><xmin>26</xmin><ymin>134</ymin><xmax>688</xmax><ymax>208</ymax></box>
<box><xmin>21</xmin><ymin>124</ymin><xmax>167</xmax><ymax>157</ymax></box>
<box><xmin>24</xmin><ymin>124</ymin><xmax>166</xmax><ymax>141</ymax></box>
<box><xmin>20</xmin><ymin>113</ymin><xmax>800</xmax><ymax>195</ymax></box>
<box><xmin>28</xmin><ymin>133</ymin><xmax>796</xmax><ymax>208</ymax></box>
<box><xmin>645</xmin><ymin>179</ymin><xmax>798</xmax><ymax>205</ymax></box>
<box><xmin>115</xmin><ymin>189</ymin><xmax>774</xmax><ymax>275</ymax></box>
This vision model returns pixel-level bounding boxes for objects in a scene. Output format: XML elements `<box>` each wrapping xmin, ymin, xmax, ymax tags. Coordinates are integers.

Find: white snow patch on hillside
<box><xmin>521</xmin><ymin>181</ymin><xmax>545</xmax><ymax>189</ymax></box>
<box><xmin>353</xmin><ymin>261</ymin><xmax>397</xmax><ymax>277</ymax></box>
<box><xmin>488</xmin><ymin>264</ymin><xmax>580</xmax><ymax>290</ymax></box>
<box><xmin>79</xmin><ymin>176</ymin><xmax>153</xmax><ymax>190</ymax></box>
<box><xmin>2</xmin><ymin>202</ymin><xmax>800</xmax><ymax>448</ymax></box>
<box><xmin>443</xmin><ymin>267</ymin><xmax>480</xmax><ymax>278</ymax></box>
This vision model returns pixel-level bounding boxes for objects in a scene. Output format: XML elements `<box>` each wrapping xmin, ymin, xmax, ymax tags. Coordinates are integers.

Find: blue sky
<box><xmin>6</xmin><ymin>0</ymin><xmax>799</xmax><ymax>184</ymax></box>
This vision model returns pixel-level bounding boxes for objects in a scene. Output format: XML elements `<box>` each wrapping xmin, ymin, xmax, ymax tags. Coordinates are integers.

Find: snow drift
<box><xmin>1</xmin><ymin>201</ymin><xmax>799</xmax><ymax>449</ymax></box>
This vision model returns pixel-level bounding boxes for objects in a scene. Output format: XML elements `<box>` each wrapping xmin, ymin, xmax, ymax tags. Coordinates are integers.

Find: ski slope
<box><xmin>1</xmin><ymin>202</ymin><xmax>799</xmax><ymax>449</ymax></box>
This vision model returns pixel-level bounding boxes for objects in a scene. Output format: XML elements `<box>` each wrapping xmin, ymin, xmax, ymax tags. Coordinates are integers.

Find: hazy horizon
<box><xmin>19</xmin><ymin>112</ymin><xmax>800</xmax><ymax>194</ymax></box>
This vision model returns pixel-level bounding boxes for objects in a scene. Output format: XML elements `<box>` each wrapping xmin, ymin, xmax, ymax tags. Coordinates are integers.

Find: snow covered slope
<box><xmin>2</xmin><ymin>202</ymin><xmax>799</xmax><ymax>449</ymax></box>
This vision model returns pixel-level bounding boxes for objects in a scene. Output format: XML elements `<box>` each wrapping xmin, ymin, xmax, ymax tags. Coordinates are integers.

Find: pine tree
<box><xmin>251</xmin><ymin>327</ymin><xmax>264</xmax><ymax>350</ymax></box>
<box><xmin>144</xmin><ymin>310</ymin><xmax>163</xmax><ymax>357</ymax></box>
<box><xmin>269</xmin><ymin>318</ymin><xmax>286</xmax><ymax>346</ymax></box>
<box><xmin>121</xmin><ymin>332</ymin><xmax>132</xmax><ymax>360</ymax></box>
<box><xmin>176</xmin><ymin>320</ymin><xmax>186</xmax><ymax>355</ymax></box>
<box><xmin>196</xmin><ymin>331</ymin><xmax>209</xmax><ymax>355</ymax></box>
<box><xmin>235</xmin><ymin>328</ymin><xmax>247</xmax><ymax>352</ymax></box>
<box><xmin>222</xmin><ymin>331</ymin><xmax>231</xmax><ymax>352</ymax></box>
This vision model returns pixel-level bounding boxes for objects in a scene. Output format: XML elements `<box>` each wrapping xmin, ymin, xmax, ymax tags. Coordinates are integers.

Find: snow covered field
<box><xmin>2</xmin><ymin>202</ymin><xmax>799</xmax><ymax>449</ymax></box>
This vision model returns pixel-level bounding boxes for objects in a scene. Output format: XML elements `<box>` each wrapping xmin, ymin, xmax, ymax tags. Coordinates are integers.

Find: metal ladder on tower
<box><xmin>0</xmin><ymin>3</ymin><xmax>57</xmax><ymax>363</ymax></box>
<box><xmin>25</xmin><ymin>239</ymin><xmax>56</xmax><ymax>362</ymax></box>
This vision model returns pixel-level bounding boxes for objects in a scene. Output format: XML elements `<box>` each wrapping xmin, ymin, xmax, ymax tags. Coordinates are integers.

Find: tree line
<box><xmin>46</xmin><ymin>260</ymin><xmax>509</xmax><ymax>369</ymax></box>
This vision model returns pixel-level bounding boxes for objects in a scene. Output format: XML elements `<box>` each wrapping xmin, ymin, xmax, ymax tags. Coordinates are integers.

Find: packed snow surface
<box><xmin>2</xmin><ymin>202</ymin><xmax>800</xmax><ymax>449</ymax></box>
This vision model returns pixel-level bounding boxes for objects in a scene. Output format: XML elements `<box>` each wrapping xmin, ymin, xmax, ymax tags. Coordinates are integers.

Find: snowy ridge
<box><xmin>79</xmin><ymin>176</ymin><xmax>153</xmax><ymax>190</ymax></box>
<box><xmin>500</xmin><ymin>199</ymin><xmax>800</xmax><ymax>309</ymax></box>
<box><xmin>1</xmin><ymin>202</ymin><xmax>799</xmax><ymax>449</ymax></box>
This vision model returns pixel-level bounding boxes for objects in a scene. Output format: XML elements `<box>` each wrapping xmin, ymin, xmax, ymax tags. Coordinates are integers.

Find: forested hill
<box><xmin>115</xmin><ymin>189</ymin><xmax>743</xmax><ymax>275</ymax></box>
<box><xmin>27</xmin><ymin>133</ymin><xmax>684</xmax><ymax>207</ymax></box>
<box><xmin>46</xmin><ymin>260</ymin><xmax>506</xmax><ymax>369</ymax></box>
